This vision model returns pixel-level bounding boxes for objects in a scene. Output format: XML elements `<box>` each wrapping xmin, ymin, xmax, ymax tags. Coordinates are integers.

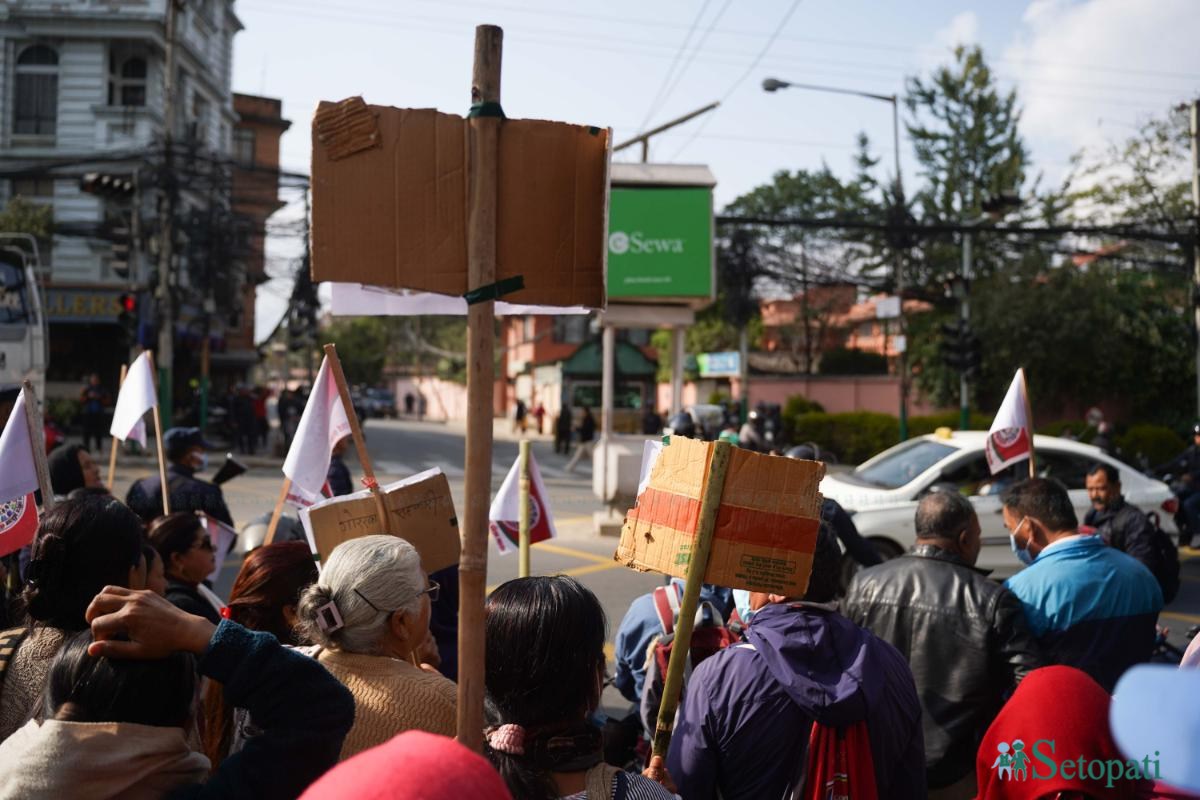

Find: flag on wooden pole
<box><xmin>282</xmin><ymin>355</ymin><xmax>352</xmax><ymax>507</ymax></box>
<box><xmin>986</xmin><ymin>368</ymin><xmax>1034</xmax><ymax>475</ymax></box>
<box><xmin>489</xmin><ymin>449</ymin><xmax>556</xmax><ymax>555</ymax></box>
<box><xmin>109</xmin><ymin>351</ymin><xmax>156</xmax><ymax>446</ymax></box>
<box><xmin>0</xmin><ymin>390</ymin><xmax>41</xmax><ymax>557</ymax></box>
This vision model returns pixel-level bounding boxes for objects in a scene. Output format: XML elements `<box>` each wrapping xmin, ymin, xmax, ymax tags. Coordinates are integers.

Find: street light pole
<box><xmin>763</xmin><ymin>77</ymin><xmax>908</xmax><ymax>438</ymax></box>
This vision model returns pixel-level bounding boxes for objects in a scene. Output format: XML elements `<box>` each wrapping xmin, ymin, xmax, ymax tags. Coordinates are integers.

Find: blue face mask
<box><xmin>194</xmin><ymin>452</ymin><xmax>209</xmax><ymax>473</ymax></box>
<box><xmin>733</xmin><ymin>589</ymin><xmax>756</xmax><ymax>624</ymax></box>
<box><xmin>1010</xmin><ymin>517</ymin><xmax>1035</xmax><ymax>566</ymax></box>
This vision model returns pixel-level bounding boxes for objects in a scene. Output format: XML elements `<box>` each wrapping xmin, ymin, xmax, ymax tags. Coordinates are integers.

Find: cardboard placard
<box><xmin>300</xmin><ymin>468</ymin><xmax>460</xmax><ymax>573</ymax></box>
<box><xmin>311</xmin><ymin>97</ymin><xmax>610</xmax><ymax>309</ymax></box>
<box><xmin>614</xmin><ymin>437</ymin><xmax>825</xmax><ymax>596</ymax></box>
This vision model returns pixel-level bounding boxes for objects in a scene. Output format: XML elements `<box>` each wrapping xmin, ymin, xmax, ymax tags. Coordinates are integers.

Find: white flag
<box><xmin>986</xmin><ymin>368</ymin><xmax>1034</xmax><ymax>475</ymax></box>
<box><xmin>0</xmin><ymin>390</ymin><xmax>39</xmax><ymax>502</ymax></box>
<box><xmin>488</xmin><ymin>452</ymin><xmax>557</xmax><ymax>555</ymax></box>
<box><xmin>283</xmin><ymin>356</ymin><xmax>352</xmax><ymax>506</ymax></box>
<box><xmin>110</xmin><ymin>352</ymin><xmax>157</xmax><ymax>443</ymax></box>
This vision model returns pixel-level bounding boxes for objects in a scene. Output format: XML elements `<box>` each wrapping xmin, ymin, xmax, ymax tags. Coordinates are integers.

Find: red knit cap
<box><xmin>974</xmin><ymin>666</ymin><xmax>1146</xmax><ymax>800</ymax></box>
<box><xmin>300</xmin><ymin>731</ymin><xmax>513</xmax><ymax>800</ymax></box>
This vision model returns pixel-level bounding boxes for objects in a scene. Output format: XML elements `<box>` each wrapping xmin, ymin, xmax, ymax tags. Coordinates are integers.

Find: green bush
<box><xmin>782</xmin><ymin>395</ymin><xmax>824</xmax><ymax>442</ymax></box>
<box><xmin>1116</xmin><ymin>424</ymin><xmax>1185</xmax><ymax>467</ymax></box>
<box><xmin>909</xmin><ymin>411</ymin><xmax>993</xmax><ymax>436</ymax></box>
<box><xmin>46</xmin><ymin>397</ymin><xmax>80</xmax><ymax>426</ymax></box>
<box><xmin>1037</xmin><ymin>419</ymin><xmax>1092</xmax><ymax>442</ymax></box>
<box><xmin>818</xmin><ymin>348</ymin><xmax>889</xmax><ymax>375</ymax></box>
<box><xmin>789</xmin><ymin>411</ymin><xmax>900</xmax><ymax>464</ymax></box>
<box><xmin>707</xmin><ymin>391</ymin><xmax>731</xmax><ymax>405</ymax></box>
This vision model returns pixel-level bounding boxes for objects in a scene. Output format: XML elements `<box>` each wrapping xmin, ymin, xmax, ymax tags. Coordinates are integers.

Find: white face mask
<box><xmin>193</xmin><ymin>451</ymin><xmax>209</xmax><ymax>473</ymax></box>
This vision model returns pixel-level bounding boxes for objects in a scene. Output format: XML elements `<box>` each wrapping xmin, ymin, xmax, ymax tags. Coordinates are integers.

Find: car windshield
<box><xmin>854</xmin><ymin>440</ymin><xmax>958</xmax><ymax>489</ymax></box>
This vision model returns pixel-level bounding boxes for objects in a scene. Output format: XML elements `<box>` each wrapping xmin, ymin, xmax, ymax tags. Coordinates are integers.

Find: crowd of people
<box><xmin>0</xmin><ymin>422</ymin><xmax>1196</xmax><ymax>799</ymax></box>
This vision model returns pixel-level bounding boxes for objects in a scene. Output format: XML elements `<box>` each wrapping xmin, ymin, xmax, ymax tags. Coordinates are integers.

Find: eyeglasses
<box><xmin>354</xmin><ymin>580</ymin><xmax>440</xmax><ymax>615</ymax></box>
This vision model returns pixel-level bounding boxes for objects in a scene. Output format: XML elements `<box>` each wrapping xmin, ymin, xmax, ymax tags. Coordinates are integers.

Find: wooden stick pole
<box><xmin>106</xmin><ymin>364</ymin><xmax>128</xmax><ymax>490</ymax></box>
<box><xmin>457</xmin><ymin>23</ymin><xmax>502</xmax><ymax>753</ymax></box>
<box><xmin>147</xmin><ymin>352</ymin><xmax>171</xmax><ymax>515</ymax></box>
<box><xmin>264</xmin><ymin>479</ymin><xmax>291</xmax><ymax>546</ymax></box>
<box><xmin>518</xmin><ymin>439</ymin><xmax>531</xmax><ymax>578</ymax></box>
<box><xmin>21</xmin><ymin>382</ymin><xmax>55</xmax><ymax>511</ymax></box>
<box><xmin>651</xmin><ymin>440</ymin><xmax>732</xmax><ymax>761</ymax></box>
<box><xmin>1021</xmin><ymin>367</ymin><xmax>1037</xmax><ymax>478</ymax></box>
<box><xmin>322</xmin><ymin>344</ymin><xmax>390</xmax><ymax>533</ymax></box>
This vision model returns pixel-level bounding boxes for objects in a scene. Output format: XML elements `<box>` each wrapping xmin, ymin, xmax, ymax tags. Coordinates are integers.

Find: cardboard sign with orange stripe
<box><xmin>614</xmin><ymin>436</ymin><xmax>825</xmax><ymax>596</ymax></box>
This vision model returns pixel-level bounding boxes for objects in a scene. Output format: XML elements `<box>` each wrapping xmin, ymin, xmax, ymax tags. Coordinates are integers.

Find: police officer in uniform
<box><xmin>126</xmin><ymin>427</ymin><xmax>234</xmax><ymax>526</ymax></box>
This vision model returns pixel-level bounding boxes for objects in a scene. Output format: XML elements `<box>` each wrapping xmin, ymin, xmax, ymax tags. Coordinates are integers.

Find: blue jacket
<box><xmin>1004</xmin><ymin>534</ymin><xmax>1163</xmax><ymax>693</ymax></box>
<box><xmin>127</xmin><ymin>464</ymin><xmax>234</xmax><ymax>526</ymax></box>
<box><xmin>612</xmin><ymin>579</ymin><xmax>733</xmax><ymax>704</ymax></box>
<box><xmin>666</xmin><ymin>602</ymin><xmax>925</xmax><ymax>800</ymax></box>
<box><xmin>175</xmin><ymin>620</ymin><xmax>356</xmax><ymax>799</ymax></box>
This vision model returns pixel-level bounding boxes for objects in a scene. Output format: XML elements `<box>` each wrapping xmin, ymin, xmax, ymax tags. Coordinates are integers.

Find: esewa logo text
<box><xmin>608</xmin><ymin>231</ymin><xmax>685</xmax><ymax>255</ymax></box>
<box><xmin>991</xmin><ymin>739</ymin><xmax>1160</xmax><ymax>789</ymax></box>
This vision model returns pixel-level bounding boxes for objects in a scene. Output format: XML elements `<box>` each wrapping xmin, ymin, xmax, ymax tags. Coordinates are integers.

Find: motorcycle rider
<box><xmin>1155</xmin><ymin>423</ymin><xmax>1200</xmax><ymax>547</ymax></box>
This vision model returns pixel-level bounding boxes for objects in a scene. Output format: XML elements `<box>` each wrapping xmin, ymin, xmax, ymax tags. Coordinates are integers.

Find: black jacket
<box><xmin>1157</xmin><ymin>444</ymin><xmax>1200</xmax><ymax>483</ymax></box>
<box><xmin>126</xmin><ymin>464</ymin><xmax>234</xmax><ymax>526</ymax></box>
<box><xmin>1084</xmin><ymin>496</ymin><xmax>1178</xmax><ymax>603</ymax></box>
<box><xmin>843</xmin><ymin>544</ymin><xmax>1042</xmax><ymax>789</ymax></box>
<box><xmin>165</xmin><ymin>579</ymin><xmax>222</xmax><ymax>624</ymax></box>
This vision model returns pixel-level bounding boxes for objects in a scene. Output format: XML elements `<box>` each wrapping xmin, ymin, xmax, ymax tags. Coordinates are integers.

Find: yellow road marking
<box><xmin>533</xmin><ymin>541</ymin><xmax>614</xmax><ymax>565</ymax></box>
<box><xmin>1162</xmin><ymin>611</ymin><xmax>1200</xmax><ymax>625</ymax></box>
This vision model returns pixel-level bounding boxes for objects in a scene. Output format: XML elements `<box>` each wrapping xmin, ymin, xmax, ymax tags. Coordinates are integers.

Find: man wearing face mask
<box><xmin>843</xmin><ymin>490</ymin><xmax>1041</xmax><ymax>800</ymax></box>
<box><xmin>1001</xmin><ymin>478</ymin><xmax>1162</xmax><ymax>693</ymax></box>
<box><xmin>126</xmin><ymin>427</ymin><xmax>234</xmax><ymax>526</ymax></box>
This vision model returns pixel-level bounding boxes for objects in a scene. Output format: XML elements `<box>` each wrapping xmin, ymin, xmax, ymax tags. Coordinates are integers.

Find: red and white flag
<box><xmin>283</xmin><ymin>356</ymin><xmax>352</xmax><ymax>507</ymax></box>
<box><xmin>986</xmin><ymin>368</ymin><xmax>1034</xmax><ymax>475</ymax></box>
<box><xmin>110</xmin><ymin>351</ymin><xmax>157</xmax><ymax>448</ymax></box>
<box><xmin>0</xmin><ymin>391</ymin><xmax>40</xmax><ymax>557</ymax></box>
<box><xmin>489</xmin><ymin>451</ymin><xmax>557</xmax><ymax>555</ymax></box>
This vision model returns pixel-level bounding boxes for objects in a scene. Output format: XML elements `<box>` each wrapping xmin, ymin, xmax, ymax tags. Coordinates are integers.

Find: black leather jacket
<box><xmin>843</xmin><ymin>544</ymin><xmax>1042</xmax><ymax>789</ymax></box>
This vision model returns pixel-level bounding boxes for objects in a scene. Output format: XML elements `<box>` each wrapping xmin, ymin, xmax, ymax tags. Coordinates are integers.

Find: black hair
<box><xmin>803</xmin><ymin>521</ymin><xmax>843</xmax><ymax>604</ymax></box>
<box><xmin>66</xmin><ymin>486</ymin><xmax>112</xmax><ymax>501</ymax></box>
<box><xmin>47</xmin><ymin>445</ymin><xmax>87</xmax><ymax>497</ymax></box>
<box><xmin>45</xmin><ymin>631</ymin><xmax>196</xmax><ymax>728</ymax></box>
<box><xmin>484</xmin><ymin>576</ymin><xmax>607</xmax><ymax>800</ymax></box>
<box><xmin>1001</xmin><ymin>478</ymin><xmax>1078</xmax><ymax>532</ymax></box>
<box><xmin>23</xmin><ymin>496</ymin><xmax>145</xmax><ymax>631</ymax></box>
<box><xmin>147</xmin><ymin>512</ymin><xmax>204</xmax><ymax>574</ymax></box>
<box><xmin>1087</xmin><ymin>462</ymin><xmax>1119</xmax><ymax>484</ymax></box>
<box><xmin>915</xmin><ymin>489</ymin><xmax>976</xmax><ymax>541</ymax></box>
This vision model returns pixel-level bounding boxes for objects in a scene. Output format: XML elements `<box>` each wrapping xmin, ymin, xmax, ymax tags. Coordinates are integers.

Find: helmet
<box><xmin>785</xmin><ymin>444</ymin><xmax>818</xmax><ymax>461</ymax></box>
<box><xmin>667</xmin><ymin>412</ymin><xmax>696</xmax><ymax>439</ymax></box>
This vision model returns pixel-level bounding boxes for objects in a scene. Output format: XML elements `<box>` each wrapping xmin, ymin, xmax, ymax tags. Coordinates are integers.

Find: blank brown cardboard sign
<box><xmin>302</xmin><ymin>469</ymin><xmax>460</xmax><ymax>574</ymax></box>
<box><xmin>311</xmin><ymin>97</ymin><xmax>609</xmax><ymax>308</ymax></box>
<box><xmin>614</xmin><ymin>438</ymin><xmax>825</xmax><ymax>596</ymax></box>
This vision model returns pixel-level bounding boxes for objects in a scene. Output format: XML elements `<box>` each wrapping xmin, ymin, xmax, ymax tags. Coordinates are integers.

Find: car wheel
<box><xmin>838</xmin><ymin>538</ymin><xmax>904</xmax><ymax>595</ymax></box>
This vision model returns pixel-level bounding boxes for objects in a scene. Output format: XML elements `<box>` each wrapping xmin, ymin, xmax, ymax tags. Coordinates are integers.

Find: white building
<box><xmin>0</xmin><ymin>0</ymin><xmax>241</xmax><ymax>399</ymax></box>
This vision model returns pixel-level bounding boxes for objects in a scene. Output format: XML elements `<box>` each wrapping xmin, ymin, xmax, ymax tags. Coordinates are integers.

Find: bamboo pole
<box><xmin>106</xmin><ymin>363</ymin><xmax>128</xmax><ymax>490</ymax></box>
<box><xmin>518</xmin><ymin>439</ymin><xmax>531</xmax><ymax>578</ymax></box>
<box><xmin>264</xmin><ymin>479</ymin><xmax>292</xmax><ymax>546</ymax></box>
<box><xmin>147</xmin><ymin>352</ymin><xmax>171</xmax><ymax>515</ymax></box>
<box><xmin>650</xmin><ymin>440</ymin><xmax>732</xmax><ymax>761</ymax></box>
<box><xmin>322</xmin><ymin>344</ymin><xmax>390</xmax><ymax>533</ymax></box>
<box><xmin>21</xmin><ymin>382</ymin><xmax>55</xmax><ymax>512</ymax></box>
<box><xmin>457</xmin><ymin>23</ymin><xmax>502</xmax><ymax>754</ymax></box>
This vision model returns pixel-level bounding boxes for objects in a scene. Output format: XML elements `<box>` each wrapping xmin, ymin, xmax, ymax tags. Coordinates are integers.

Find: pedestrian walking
<box><xmin>532</xmin><ymin>402</ymin><xmax>546</xmax><ymax>434</ymax></box>
<box><xmin>79</xmin><ymin>372</ymin><xmax>109</xmax><ymax>452</ymax></box>
<box><xmin>512</xmin><ymin>399</ymin><xmax>527</xmax><ymax>434</ymax></box>
<box><xmin>564</xmin><ymin>406</ymin><xmax>596</xmax><ymax>473</ymax></box>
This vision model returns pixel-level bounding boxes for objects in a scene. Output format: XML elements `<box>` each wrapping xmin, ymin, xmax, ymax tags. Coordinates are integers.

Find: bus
<box><xmin>0</xmin><ymin>234</ymin><xmax>48</xmax><ymax>406</ymax></box>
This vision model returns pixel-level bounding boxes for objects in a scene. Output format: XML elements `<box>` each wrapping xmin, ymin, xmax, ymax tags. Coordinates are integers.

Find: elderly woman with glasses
<box><xmin>148</xmin><ymin>512</ymin><xmax>223</xmax><ymax>624</ymax></box>
<box><xmin>296</xmin><ymin>534</ymin><xmax>454</xmax><ymax>760</ymax></box>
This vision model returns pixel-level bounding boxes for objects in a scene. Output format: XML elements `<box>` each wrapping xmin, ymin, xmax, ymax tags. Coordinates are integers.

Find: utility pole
<box><xmin>155</xmin><ymin>0</ymin><xmax>180</xmax><ymax>421</ymax></box>
<box><xmin>1190</xmin><ymin>99</ymin><xmax>1200</xmax><ymax>419</ymax></box>
<box><xmin>892</xmin><ymin>98</ymin><xmax>909</xmax><ymax>441</ymax></box>
<box><xmin>959</xmin><ymin>231</ymin><xmax>972</xmax><ymax>430</ymax></box>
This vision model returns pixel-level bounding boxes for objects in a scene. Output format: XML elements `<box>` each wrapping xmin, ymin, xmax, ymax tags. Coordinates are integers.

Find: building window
<box><xmin>522</xmin><ymin>317</ymin><xmax>535</xmax><ymax>341</ymax></box>
<box><xmin>857</xmin><ymin>321</ymin><xmax>875</xmax><ymax>338</ymax></box>
<box><xmin>553</xmin><ymin>316</ymin><xmax>590</xmax><ymax>345</ymax></box>
<box><xmin>233</xmin><ymin>128</ymin><xmax>256</xmax><ymax>166</ymax></box>
<box><xmin>191</xmin><ymin>94</ymin><xmax>210</xmax><ymax>143</ymax></box>
<box><xmin>108</xmin><ymin>55</ymin><xmax>147</xmax><ymax>107</ymax></box>
<box><xmin>14</xmin><ymin>45</ymin><xmax>59</xmax><ymax>136</ymax></box>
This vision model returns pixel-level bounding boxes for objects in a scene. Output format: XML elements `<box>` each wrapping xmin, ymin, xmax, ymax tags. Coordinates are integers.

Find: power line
<box><xmin>654</xmin><ymin>0</ymin><xmax>735</xmax><ymax>129</ymax></box>
<box><xmin>638</xmin><ymin>0</ymin><xmax>713</xmax><ymax>134</ymax></box>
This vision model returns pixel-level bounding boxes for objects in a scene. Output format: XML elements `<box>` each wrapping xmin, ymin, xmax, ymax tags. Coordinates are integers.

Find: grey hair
<box><xmin>296</xmin><ymin>535</ymin><xmax>425</xmax><ymax>655</ymax></box>
<box><xmin>914</xmin><ymin>488</ymin><xmax>977</xmax><ymax>541</ymax></box>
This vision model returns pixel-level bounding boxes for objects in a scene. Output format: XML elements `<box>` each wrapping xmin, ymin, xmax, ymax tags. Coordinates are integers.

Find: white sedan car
<box><xmin>819</xmin><ymin>430</ymin><xmax>1177</xmax><ymax>579</ymax></box>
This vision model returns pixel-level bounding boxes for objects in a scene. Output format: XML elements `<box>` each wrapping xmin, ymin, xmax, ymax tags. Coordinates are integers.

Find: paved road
<box><xmin>109</xmin><ymin>416</ymin><xmax>1200</xmax><ymax>714</ymax></box>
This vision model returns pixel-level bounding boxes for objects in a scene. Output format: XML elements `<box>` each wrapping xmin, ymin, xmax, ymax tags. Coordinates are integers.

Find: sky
<box><xmin>233</xmin><ymin>0</ymin><xmax>1200</xmax><ymax>342</ymax></box>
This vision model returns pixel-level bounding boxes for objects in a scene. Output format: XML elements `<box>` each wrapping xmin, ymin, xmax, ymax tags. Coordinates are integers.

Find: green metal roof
<box><xmin>561</xmin><ymin>341</ymin><xmax>658</xmax><ymax>378</ymax></box>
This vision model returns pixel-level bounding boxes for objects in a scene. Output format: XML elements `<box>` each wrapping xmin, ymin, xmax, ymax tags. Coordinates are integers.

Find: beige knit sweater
<box><xmin>314</xmin><ymin>648</ymin><xmax>457</xmax><ymax>760</ymax></box>
<box><xmin>0</xmin><ymin>626</ymin><xmax>67</xmax><ymax>744</ymax></box>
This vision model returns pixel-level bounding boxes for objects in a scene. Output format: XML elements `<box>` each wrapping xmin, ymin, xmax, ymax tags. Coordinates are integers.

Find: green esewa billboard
<box><xmin>607</xmin><ymin>187</ymin><xmax>713</xmax><ymax>299</ymax></box>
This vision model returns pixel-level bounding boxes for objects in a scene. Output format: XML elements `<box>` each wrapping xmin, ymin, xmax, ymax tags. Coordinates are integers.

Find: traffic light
<box><xmin>117</xmin><ymin>292</ymin><xmax>137</xmax><ymax>341</ymax></box>
<box><xmin>940</xmin><ymin>320</ymin><xmax>982</xmax><ymax>376</ymax></box>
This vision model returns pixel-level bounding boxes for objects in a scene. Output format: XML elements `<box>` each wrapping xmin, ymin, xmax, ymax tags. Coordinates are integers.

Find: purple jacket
<box><xmin>666</xmin><ymin>602</ymin><xmax>925</xmax><ymax>800</ymax></box>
